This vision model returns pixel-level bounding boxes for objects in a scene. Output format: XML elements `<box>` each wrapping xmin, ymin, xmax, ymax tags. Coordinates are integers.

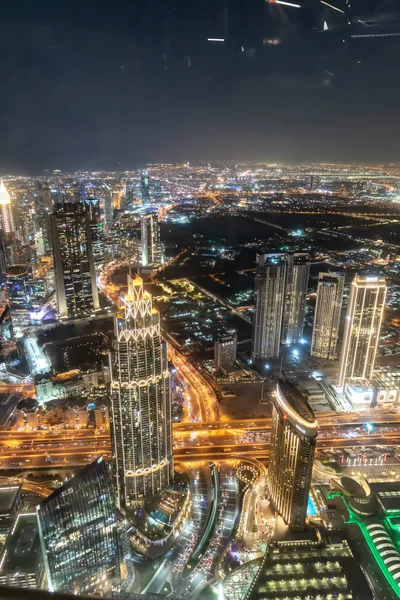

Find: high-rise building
<box><xmin>141</xmin><ymin>211</ymin><xmax>164</xmax><ymax>266</ymax></box>
<box><xmin>0</xmin><ymin>485</ymin><xmax>22</xmax><ymax>541</ymax></box>
<box><xmin>141</xmin><ymin>170</ymin><xmax>151</xmax><ymax>205</ymax></box>
<box><xmin>109</xmin><ymin>274</ymin><xmax>172</xmax><ymax>511</ymax></box>
<box><xmin>37</xmin><ymin>457</ymin><xmax>120</xmax><ymax>596</ymax></box>
<box><xmin>267</xmin><ymin>381</ymin><xmax>317</xmax><ymax>532</ymax></box>
<box><xmin>252</xmin><ymin>253</ymin><xmax>287</xmax><ymax>360</ymax></box>
<box><xmin>214</xmin><ymin>333</ymin><xmax>237</xmax><ymax>370</ymax></box>
<box><xmin>153</xmin><ymin>179</ymin><xmax>162</xmax><ymax>203</ymax></box>
<box><xmin>85</xmin><ymin>197</ymin><xmax>104</xmax><ymax>268</ymax></box>
<box><xmin>36</xmin><ymin>184</ymin><xmax>53</xmax><ymax>256</ymax></box>
<box><xmin>338</xmin><ymin>275</ymin><xmax>386</xmax><ymax>388</ymax></box>
<box><xmin>113</xmin><ymin>190</ymin><xmax>121</xmax><ymax>210</ymax></box>
<box><xmin>0</xmin><ymin>181</ymin><xmax>15</xmax><ymax>236</ymax></box>
<box><xmin>6</xmin><ymin>265</ymin><xmax>34</xmax><ymax>310</ymax></box>
<box><xmin>50</xmin><ymin>198</ymin><xmax>99</xmax><ymax>319</ymax></box>
<box><xmin>103</xmin><ymin>183</ymin><xmax>113</xmax><ymax>228</ymax></box>
<box><xmin>281</xmin><ymin>252</ymin><xmax>310</xmax><ymax>345</ymax></box>
<box><xmin>311</xmin><ymin>272</ymin><xmax>344</xmax><ymax>360</ymax></box>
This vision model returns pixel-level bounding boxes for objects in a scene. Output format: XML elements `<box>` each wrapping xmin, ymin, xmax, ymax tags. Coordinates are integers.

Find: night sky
<box><xmin>1</xmin><ymin>0</ymin><xmax>400</xmax><ymax>172</ymax></box>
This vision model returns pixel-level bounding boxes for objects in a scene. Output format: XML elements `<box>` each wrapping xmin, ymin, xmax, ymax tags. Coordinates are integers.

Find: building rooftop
<box><xmin>0</xmin><ymin>486</ymin><xmax>21</xmax><ymax>515</ymax></box>
<box><xmin>276</xmin><ymin>380</ymin><xmax>316</xmax><ymax>426</ymax></box>
<box><xmin>0</xmin><ymin>513</ymin><xmax>40</xmax><ymax>574</ymax></box>
<box><xmin>6</xmin><ymin>265</ymin><xmax>28</xmax><ymax>277</ymax></box>
<box><xmin>246</xmin><ymin>530</ymin><xmax>373</xmax><ymax>600</ymax></box>
<box><xmin>369</xmin><ymin>481</ymin><xmax>400</xmax><ymax>514</ymax></box>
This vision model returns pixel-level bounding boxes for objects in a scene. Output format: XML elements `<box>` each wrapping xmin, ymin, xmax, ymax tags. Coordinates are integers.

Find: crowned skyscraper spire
<box><xmin>109</xmin><ymin>273</ymin><xmax>172</xmax><ymax>512</ymax></box>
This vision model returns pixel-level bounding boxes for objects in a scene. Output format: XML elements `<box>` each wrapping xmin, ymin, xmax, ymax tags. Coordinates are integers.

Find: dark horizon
<box><xmin>1</xmin><ymin>0</ymin><xmax>400</xmax><ymax>173</ymax></box>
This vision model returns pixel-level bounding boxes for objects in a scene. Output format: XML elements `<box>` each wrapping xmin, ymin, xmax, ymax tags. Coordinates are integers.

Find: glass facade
<box><xmin>252</xmin><ymin>252</ymin><xmax>310</xmax><ymax>361</ymax></box>
<box><xmin>85</xmin><ymin>197</ymin><xmax>104</xmax><ymax>268</ymax></box>
<box><xmin>252</xmin><ymin>253</ymin><xmax>287</xmax><ymax>360</ymax></box>
<box><xmin>140</xmin><ymin>170</ymin><xmax>150</xmax><ymax>205</ymax></box>
<box><xmin>281</xmin><ymin>252</ymin><xmax>310</xmax><ymax>345</ymax></box>
<box><xmin>267</xmin><ymin>381</ymin><xmax>317</xmax><ymax>532</ymax></box>
<box><xmin>140</xmin><ymin>212</ymin><xmax>164</xmax><ymax>266</ymax></box>
<box><xmin>37</xmin><ymin>457</ymin><xmax>120</xmax><ymax>596</ymax></box>
<box><xmin>109</xmin><ymin>274</ymin><xmax>172</xmax><ymax>512</ymax></box>
<box><xmin>339</xmin><ymin>275</ymin><xmax>387</xmax><ymax>387</ymax></box>
<box><xmin>50</xmin><ymin>198</ymin><xmax>100</xmax><ymax>319</ymax></box>
<box><xmin>311</xmin><ymin>272</ymin><xmax>344</xmax><ymax>360</ymax></box>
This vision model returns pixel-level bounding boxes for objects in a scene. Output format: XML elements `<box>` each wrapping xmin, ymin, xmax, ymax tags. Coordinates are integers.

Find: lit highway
<box><xmin>1</xmin><ymin>428</ymin><xmax>399</xmax><ymax>472</ymax></box>
<box><xmin>168</xmin><ymin>346</ymin><xmax>219</xmax><ymax>422</ymax></box>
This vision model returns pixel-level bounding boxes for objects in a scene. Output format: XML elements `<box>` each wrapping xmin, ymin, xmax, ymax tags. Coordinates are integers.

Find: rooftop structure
<box><xmin>0</xmin><ymin>512</ymin><xmax>45</xmax><ymax>590</ymax></box>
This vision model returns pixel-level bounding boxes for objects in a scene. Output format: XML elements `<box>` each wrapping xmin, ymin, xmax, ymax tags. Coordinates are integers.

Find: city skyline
<box><xmin>0</xmin><ymin>161</ymin><xmax>398</xmax><ymax>600</ymax></box>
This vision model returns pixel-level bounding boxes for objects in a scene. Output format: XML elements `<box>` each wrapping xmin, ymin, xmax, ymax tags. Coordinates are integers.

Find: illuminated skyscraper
<box><xmin>85</xmin><ymin>197</ymin><xmax>104</xmax><ymax>268</ymax></box>
<box><xmin>50</xmin><ymin>197</ymin><xmax>99</xmax><ymax>319</ymax></box>
<box><xmin>37</xmin><ymin>457</ymin><xmax>120</xmax><ymax>596</ymax></box>
<box><xmin>0</xmin><ymin>181</ymin><xmax>15</xmax><ymax>236</ymax></box>
<box><xmin>109</xmin><ymin>274</ymin><xmax>172</xmax><ymax>511</ymax></box>
<box><xmin>338</xmin><ymin>275</ymin><xmax>386</xmax><ymax>388</ymax></box>
<box><xmin>281</xmin><ymin>252</ymin><xmax>310</xmax><ymax>345</ymax></box>
<box><xmin>267</xmin><ymin>381</ymin><xmax>317</xmax><ymax>532</ymax></box>
<box><xmin>103</xmin><ymin>183</ymin><xmax>113</xmax><ymax>228</ymax></box>
<box><xmin>141</xmin><ymin>211</ymin><xmax>164</xmax><ymax>266</ymax></box>
<box><xmin>36</xmin><ymin>184</ymin><xmax>53</xmax><ymax>256</ymax></box>
<box><xmin>153</xmin><ymin>179</ymin><xmax>162</xmax><ymax>203</ymax></box>
<box><xmin>141</xmin><ymin>170</ymin><xmax>151</xmax><ymax>205</ymax></box>
<box><xmin>252</xmin><ymin>253</ymin><xmax>287</xmax><ymax>360</ymax></box>
<box><xmin>311</xmin><ymin>272</ymin><xmax>344</xmax><ymax>360</ymax></box>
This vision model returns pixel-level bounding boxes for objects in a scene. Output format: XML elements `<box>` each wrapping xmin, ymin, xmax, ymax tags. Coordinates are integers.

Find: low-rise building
<box><xmin>372</xmin><ymin>368</ymin><xmax>400</xmax><ymax>406</ymax></box>
<box><xmin>214</xmin><ymin>333</ymin><xmax>237</xmax><ymax>371</ymax></box>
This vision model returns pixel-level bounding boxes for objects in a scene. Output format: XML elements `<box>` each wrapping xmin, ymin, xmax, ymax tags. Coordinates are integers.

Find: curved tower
<box><xmin>267</xmin><ymin>381</ymin><xmax>317</xmax><ymax>532</ymax></box>
<box><xmin>109</xmin><ymin>274</ymin><xmax>172</xmax><ymax>512</ymax></box>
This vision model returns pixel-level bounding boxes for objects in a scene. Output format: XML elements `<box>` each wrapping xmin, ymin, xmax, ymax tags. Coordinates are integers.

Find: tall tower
<box><xmin>252</xmin><ymin>254</ymin><xmax>287</xmax><ymax>361</ymax></box>
<box><xmin>103</xmin><ymin>183</ymin><xmax>113</xmax><ymax>228</ymax></box>
<box><xmin>338</xmin><ymin>275</ymin><xmax>386</xmax><ymax>388</ymax></box>
<box><xmin>281</xmin><ymin>252</ymin><xmax>310</xmax><ymax>345</ymax></box>
<box><xmin>37</xmin><ymin>458</ymin><xmax>120</xmax><ymax>596</ymax></box>
<box><xmin>141</xmin><ymin>170</ymin><xmax>151</xmax><ymax>205</ymax></box>
<box><xmin>109</xmin><ymin>274</ymin><xmax>172</xmax><ymax>511</ymax></box>
<box><xmin>267</xmin><ymin>381</ymin><xmax>317</xmax><ymax>532</ymax></box>
<box><xmin>141</xmin><ymin>212</ymin><xmax>164</xmax><ymax>266</ymax></box>
<box><xmin>50</xmin><ymin>197</ymin><xmax>99</xmax><ymax>319</ymax></box>
<box><xmin>0</xmin><ymin>181</ymin><xmax>15</xmax><ymax>236</ymax></box>
<box><xmin>311</xmin><ymin>272</ymin><xmax>344</xmax><ymax>360</ymax></box>
<box><xmin>85</xmin><ymin>197</ymin><xmax>104</xmax><ymax>268</ymax></box>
